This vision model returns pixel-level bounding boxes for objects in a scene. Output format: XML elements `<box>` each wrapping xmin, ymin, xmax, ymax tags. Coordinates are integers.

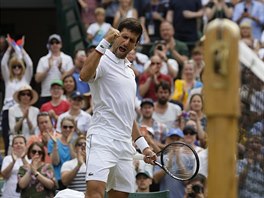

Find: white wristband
<box><xmin>135</xmin><ymin>136</ymin><xmax>149</xmax><ymax>153</ymax></box>
<box><xmin>95</xmin><ymin>39</ymin><xmax>110</xmax><ymax>54</ymax></box>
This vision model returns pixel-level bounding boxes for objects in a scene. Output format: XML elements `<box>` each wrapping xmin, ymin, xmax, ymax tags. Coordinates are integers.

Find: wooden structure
<box><xmin>203</xmin><ymin>19</ymin><xmax>240</xmax><ymax>197</ymax></box>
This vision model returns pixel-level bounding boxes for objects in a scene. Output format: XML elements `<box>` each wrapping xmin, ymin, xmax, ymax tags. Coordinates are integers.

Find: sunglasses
<box><xmin>62</xmin><ymin>125</ymin><xmax>74</xmax><ymax>129</ymax></box>
<box><xmin>20</xmin><ymin>92</ymin><xmax>32</xmax><ymax>97</ymax></box>
<box><xmin>77</xmin><ymin>142</ymin><xmax>86</xmax><ymax>147</ymax></box>
<box><xmin>183</xmin><ymin>131</ymin><xmax>196</xmax><ymax>136</ymax></box>
<box><xmin>50</xmin><ymin>41</ymin><xmax>60</xmax><ymax>45</ymax></box>
<box><xmin>12</xmin><ymin>64</ymin><xmax>22</xmax><ymax>69</ymax></box>
<box><xmin>31</xmin><ymin>149</ymin><xmax>43</xmax><ymax>155</ymax></box>
<box><xmin>151</xmin><ymin>62</ymin><xmax>161</xmax><ymax>65</ymax></box>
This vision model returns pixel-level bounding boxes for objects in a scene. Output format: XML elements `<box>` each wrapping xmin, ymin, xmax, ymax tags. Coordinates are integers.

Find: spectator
<box><xmin>145</xmin><ymin>40</ymin><xmax>179</xmax><ymax>79</ymax></box>
<box><xmin>138</xmin><ymin>98</ymin><xmax>168</xmax><ymax>147</ymax></box>
<box><xmin>182</xmin><ymin>125</ymin><xmax>204</xmax><ymax>154</ymax></box>
<box><xmin>48</xmin><ymin>117</ymin><xmax>76</xmax><ymax>190</ymax></box>
<box><xmin>35</xmin><ymin>34</ymin><xmax>74</xmax><ymax>108</ymax></box>
<box><xmin>139</xmin><ymin>55</ymin><xmax>172</xmax><ymax>101</ymax></box>
<box><xmin>232</xmin><ymin>0</ymin><xmax>264</xmax><ymax>40</ymax></box>
<box><xmin>18</xmin><ymin>142</ymin><xmax>56</xmax><ymax>198</ymax></box>
<box><xmin>40</xmin><ymin>79</ymin><xmax>70</xmax><ymax>127</ymax></box>
<box><xmin>77</xmin><ymin>0</ymin><xmax>99</xmax><ymax>29</ymax></box>
<box><xmin>56</xmin><ymin>91</ymin><xmax>92</xmax><ymax>135</ymax></box>
<box><xmin>101</xmin><ymin>0</ymin><xmax>119</xmax><ymax>25</ymax></box>
<box><xmin>1</xmin><ymin>135</ymin><xmax>29</xmax><ymax>198</ymax></box>
<box><xmin>166</xmin><ymin>0</ymin><xmax>204</xmax><ymax>52</ymax></box>
<box><xmin>9</xmin><ymin>85</ymin><xmax>39</xmax><ymax>139</ymax></box>
<box><xmin>183</xmin><ymin>173</ymin><xmax>207</xmax><ymax>198</ymax></box>
<box><xmin>140</xmin><ymin>0</ymin><xmax>170</xmax><ymax>42</ymax></box>
<box><xmin>27</xmin><ymin>112</ymin><xmax>61</xmax><ymax>163</ymax></box>
<box><xmin>112</xmin><ymin>0</ymin><xmax>138</xmax><ymax>28</ymax></box>
<box><xmin>62</xmin><ymin>74</ymin><xmax>77</xmax><ymax>101</ymax></box>
<box><xmin>158</xmin><ymin>20</ymin><xmax>189</xmax><ymax>67</ymax></box>
<box><xmin>191</xmin><ymin>46</ymin><xmax>204</xmax><ymax>82</ymax></box>
<box><xmin>61</xmin><ymin>135</ymin><xmax>86</xmax><ymax>192</ymax></box>
<box><xmin>239</xmin><ymin>21</ymin><xmax>260</xmax><ymax>53</ymax></box>
<box><xmin>171</xmin><ymin>60</ymin><xmax>203</xmax><ymax>107</ymax></box>
<box><xmin>153</xmin><ymin>81</ymin><xmax>182</xmax><ymax>129</ymax></box>
<box><xmin>237</xmin><ymin>136</ymin><xmax>264</xmax><ymax>198</ymax></box>
<box><xmin>205</xmin><ymin>0</ymin><xmax>234</xmax><ymax>22</ymax></box>
<box><xmin>72</xmin><ymin>50</ymin><xmax>90</xmax><ymax>95</ymax></box>
<box><xmin>135</xmin><ymin>171</ymin><xmax>153</xmax><ymax>192</ymax></box>
<box><xmin>87</xmin><ymin>7</ymin><xmax>112</xmax><ymax>46</ymax></box>
<box><xmin>153</xmin><ymin>128</ymin><xmax>185</xmax><ymax>198</ymax></box>
<box><xmin>1</xmin><ymin>34</ymin><xmax>33</xmax><ymax>155</ymax></box>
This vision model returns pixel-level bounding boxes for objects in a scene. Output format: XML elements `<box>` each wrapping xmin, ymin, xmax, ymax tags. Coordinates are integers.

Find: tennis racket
<box><xmin>133</xmin><ymin>141</ymin><xmax>200</xmax><ymax>181</ymax></box>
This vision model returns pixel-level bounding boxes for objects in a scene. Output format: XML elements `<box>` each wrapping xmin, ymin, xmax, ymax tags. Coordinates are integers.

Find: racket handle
<box><xmin>133</xmin><ymin>153</ymin><xmax>144</xmax><ymax>160</ymax></box>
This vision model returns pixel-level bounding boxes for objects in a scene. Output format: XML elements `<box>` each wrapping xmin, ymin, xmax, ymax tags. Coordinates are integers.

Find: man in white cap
<box><xmin>35</xmin><ymin>34</ymin><xmax>74</xmax><ymax>107</ymax></box>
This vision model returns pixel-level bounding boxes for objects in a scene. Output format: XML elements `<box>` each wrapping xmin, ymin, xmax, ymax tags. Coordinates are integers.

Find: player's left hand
<box><xmin>143</xmin><ymin>147</ymin><xmax>157</xmax><ymax>165</ymax></box>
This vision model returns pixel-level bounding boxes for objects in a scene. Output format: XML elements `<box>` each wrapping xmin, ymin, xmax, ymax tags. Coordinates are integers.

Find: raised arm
<box><xmin>80</xmin><ymin>28</ymin><xmax>120</xmax><ymax>82</ymax></box>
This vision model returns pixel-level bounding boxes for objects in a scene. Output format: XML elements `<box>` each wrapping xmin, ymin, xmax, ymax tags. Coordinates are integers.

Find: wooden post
<box><xmin>203</xmin><ymin>19</ymin><xmax>240</xmax><ymax>198</ymax></box>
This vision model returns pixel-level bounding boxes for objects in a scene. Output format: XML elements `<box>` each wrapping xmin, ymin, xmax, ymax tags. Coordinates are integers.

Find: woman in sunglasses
<box><xmin>61</xmin><ymin>135</ymin><xmax>86</xmax><ymax>192</ymax></box>
<box><xmin>8</xmin><ymin>85</ymin><xmax>39</xmax><ymax>140</ymax></box>
<box><xmin>1</xmin><ymin>135</ymin><xmax>29</xmax><ymax>198</ymax></box>
<box><xmin>17</xmin><ymin>142</ymin><xmax>56</xmax><ymax>198</ymax></box>
<box><xmin>1</xmin><ymin>34</ymin><xmax>33</xmax><ymax>155</ymax></box>
<box><xmin>47</xmin><ymin>117</ymin><xmax>76</xmax><ymax>190</ymax></box>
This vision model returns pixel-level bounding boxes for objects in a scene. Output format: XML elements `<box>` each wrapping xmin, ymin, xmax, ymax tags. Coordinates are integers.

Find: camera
<box><xmin>187</xmin><ymin>184</ymin><xmax>204</xmax><ymax>198</ymax></box>
<box><xmin>157</xmin><ymin>45</ymin><xmax>163</xmax><ymax>51</ymax></box>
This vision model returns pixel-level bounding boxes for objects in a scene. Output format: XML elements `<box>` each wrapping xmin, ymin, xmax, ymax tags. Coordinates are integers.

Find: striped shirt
<box><xmin>61</xmin><ymin>158</ymin><xmax>86</xmax><ymax>192</ymax></box>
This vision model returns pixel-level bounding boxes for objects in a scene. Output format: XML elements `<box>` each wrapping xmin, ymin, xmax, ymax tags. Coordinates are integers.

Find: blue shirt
<box><xmin>73</xmin><ymin>72</ymin><xmax>90</xmax><ymax>94</ymax></box>
<box><xmin>232</xmin><ymin>0</ymin><xmax>264</xmax><ymax>40</ymax></box>
<box><xmin>48</xmin><ymin>139</ymin><xmax>71</xmax><ymax>180</ymax></box>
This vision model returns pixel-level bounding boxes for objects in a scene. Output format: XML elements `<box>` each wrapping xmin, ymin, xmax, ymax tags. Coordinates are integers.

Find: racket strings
<box><xmin>162</xmin><ymin>145</ymin><xmax>198</xmax><ymax>180</ymax></box>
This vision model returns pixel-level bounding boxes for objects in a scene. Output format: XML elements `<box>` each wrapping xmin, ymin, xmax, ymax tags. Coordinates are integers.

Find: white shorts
<box><xmin>86</xmin><ymin>134</ymin><xmax>136</xmax><ymax>193</ymax></box>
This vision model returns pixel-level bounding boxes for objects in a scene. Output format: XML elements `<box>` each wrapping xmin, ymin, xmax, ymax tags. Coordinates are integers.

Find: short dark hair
<box><xmin>37</xmin><ymin>112</ymin><xmax>52</xmax><ymax>126</ymax></box>
<box><xmin>117</xmin><ymin>18</ymin><xmax>142</xmax><ymax>42</ymax></box>
<box><xmin>27</xmin><ymin>142</ymin><xmax>46</xmax><ymax>162</ymax></box>
<box><xmin>12</xmin><ymin>135</ymin><xmax>27</xmax><ymax>146</ymax></box>
<box><xmin>155</xmin><ymin>81</ymin><xmax>171</xmax><ymax>94</ymax></box>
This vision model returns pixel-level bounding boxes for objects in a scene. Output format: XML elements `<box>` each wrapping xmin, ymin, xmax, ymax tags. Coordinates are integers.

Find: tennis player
<box><xmin>80</xmin><ymin>18</ymin><xmax>156</xmax><ymax>198</ymax></box>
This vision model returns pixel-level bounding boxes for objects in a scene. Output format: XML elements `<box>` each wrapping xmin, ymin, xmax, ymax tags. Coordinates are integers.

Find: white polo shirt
<box><xmin>88</xmin><ymin>49</ymin><xmax>137</xmax><ymax>142</ymax></box>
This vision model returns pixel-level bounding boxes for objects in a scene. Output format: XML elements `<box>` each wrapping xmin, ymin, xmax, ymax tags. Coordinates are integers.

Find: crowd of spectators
<box><xmin>0</xmin><ymin>0</ymin><xmax>264</xmax><ymax>197</ymax></box>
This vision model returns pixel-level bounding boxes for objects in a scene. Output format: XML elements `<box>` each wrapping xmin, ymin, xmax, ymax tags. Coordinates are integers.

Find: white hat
<box><xmin>13</xmin><ymin>84</ymin><xmax>38</xmax><ymax>105</ymax></box>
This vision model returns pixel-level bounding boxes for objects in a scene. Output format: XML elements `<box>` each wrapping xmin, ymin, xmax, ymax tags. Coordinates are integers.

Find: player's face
<box><xmin>112</xmin><ymin>28</ymin><xmax>139</xmax><ymax>59</ymax></box>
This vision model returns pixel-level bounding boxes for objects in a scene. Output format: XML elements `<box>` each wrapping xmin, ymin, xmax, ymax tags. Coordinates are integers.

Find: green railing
<box><xmin>54</xmin><ymin>0</ymin><xmax>88</xmax><ymax>56</ymax></box>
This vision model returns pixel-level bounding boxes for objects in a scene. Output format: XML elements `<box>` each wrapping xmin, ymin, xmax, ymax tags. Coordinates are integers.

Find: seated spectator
<box><xmin>171</xmin><ymin>60</ymin><xmax>203</xmax><ymax>107</ymax></box>
<box><xmin>40</xmin><ymin>79</ymin><xmax>70</xmax><ymax>127</ymax></box>
<box><xmin>56</xmin><ymin>91</ymin><xmax>92</xmax><ymax>135</ymax></box>
<box><xmin>61</xmin><ymin>135</ymin><xmax>86</xmax><ymax>192</ymax></box>
<box><xmin>156</xmin><ymin>20</ymin><xmax>189</xmax><ymax>67</ymax></box>
<box><xmin>239</xmin><ymin>21</ymin><xmax>260</xmax><ymax>53</ymax></box>
<box><xmin>138</xmin><ymin>98</ymin><xmax>168</xmax><ymax>147</ymax></box>
<box><xmin>87</xmin><ymin>7</ymin><xmax>112</xmax><ymax>46</ymax></box>
<box><xmin>27</xmin><ymin>112</ymin><xmax>61</xmax><ymax>163</ymax></box>
<box><xmin>139</xmin><ymin>55</ymin><xmax>172</xmax><ymax>101</ymax></box>
<box><xmin>1</xmin><ymin>135</ymin><xmax>29</xmax><ymax>198</ymax></box>
<box><xmin>18</xmin><ymin>142</ymin><xmax>56</xmax><ymax>198</ymax></box>
<box><xmin>153</xmin><ymin>82</ymin><xmax>182</xmax><ymax>129</ymax></box>
<box><xmin>135</xmin><ymin>171</ymin><xmax>153</xmax><ymax>193</ymax></box>
<box><xmin>62</xmin><ymin>74</ymin><xmax>77</xmax><ymax>101</ymax></box>
<box><xmin>145</xmin><ymin>40</ymin><xmax>179</xmax><ymax>79</ymax></box>
<box><xmin>9</xmin><ymin>85</ymin><xmax>39</xmax><ymax>139</ymax></box>
<box><xmin>48</xmin><ymin>117</ymin><xmax>76</xmax><ymax>190</ymax></box>
<box><xmin>191</xmin><ymin>47</ymin><xmax>205</xmax><ymax>82</ymax></box>
<box><xmin>35</xmin><ymin>34</ymin><xmax>74</xmax><ymax>107</ymax></box>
